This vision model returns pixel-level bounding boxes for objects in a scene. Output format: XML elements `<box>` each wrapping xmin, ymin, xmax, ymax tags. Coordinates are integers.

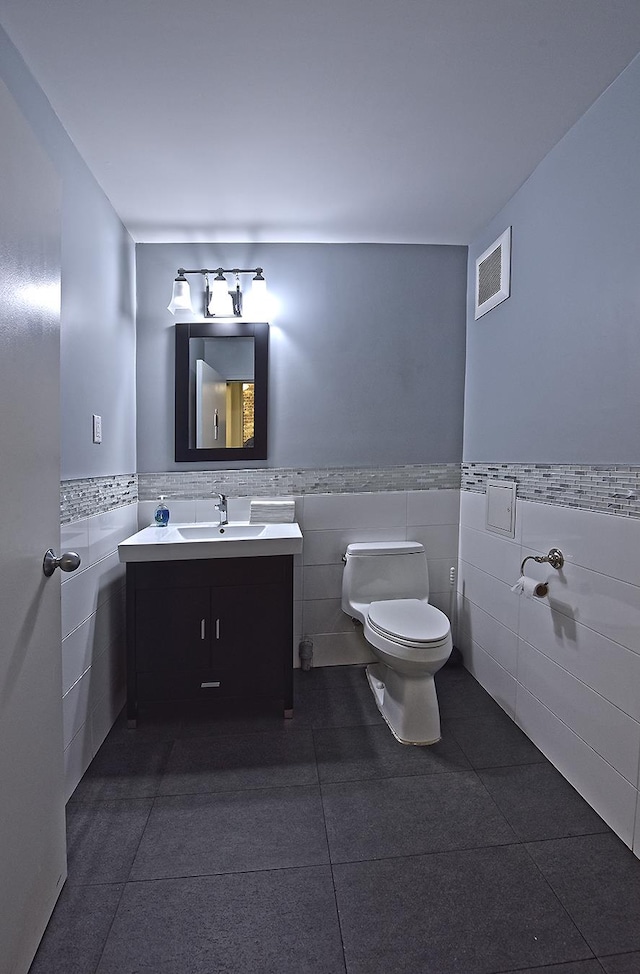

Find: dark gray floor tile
<box><xmin>526</xmin><ymin>833</ymin><xmax>640</xmax><ymax>956</ymax></box>
<box><xmin>435</xmin><ymin>665</ymin><xmax>505</xmax><ymax>719</ymax></box>
<box><xmin>322</xmin><ymin>771</ymin><xmax>517</xmax><ymax>862</ymax></box>
<box><xmin>28</xmin><ymin>882</ymin><xmax>123</xmax><ymax>974</ymax></box>
<box><xmin>174</xmin><ymin>699</ymin><xmax>297</xmax><ymax>739</ymax></box>
<box><xmin>294</xmin><ymin>680</ymin><xmax>384</xmax><ymax>728</ymax></box>
<box><xmin>106</xmin><ymin>706</ymin><xmax>183</xmax><ymax>743</ymax></box>
<box><xmin>599</xmin><ymin>952</ymin><xmax>640</xmax><ymax>972</ymax></box>
<box><xmin>96</xmin><ymin>867</ymin><xmax>346</xmax><ymax>974</ymax></box>
<box><xmin>478</xmin><ymin>763</ymin><xmax>609</xmax><ymax>841</ymax></box>
<box><xmin>295</xmin><ymin>683</ymin><xmax>383</xmax><ymax>729</ymax></box>
<box><xmin>448</xmin><ymin>709</ymin><xmax>546</xmax><ymax>768</ymax></box>
<box><xmin>158</xmin><ymin>728</ymin><xmax>318</xmax><ymax>795</ymax></box>
<box><xmin>69</xmin><ymin>739</ymin><xmax>173</xmax><ymax>801</ymax></box>
<box><xmin>314</xmin><ymin>721</ymin><xmax>471</xmax><ymax>783</ymax></box>
<box><xmin>294</xmin><ymin>663</ymin><xmax>369</xmax><ymax>692</ymax></box>
<box><xmin>333</xmin><ymin>845</ymin><xmax>592</xmax><ymax>974</ymax></box>
<box><xmin>130</xmin><ymin>785</ymin><xmax>329</xmax><ymax>879</ymax></box>
<box><xmin>66</xmin><ymin>799</ymin><xmax>153</xmax><ymax>884</ymax></box>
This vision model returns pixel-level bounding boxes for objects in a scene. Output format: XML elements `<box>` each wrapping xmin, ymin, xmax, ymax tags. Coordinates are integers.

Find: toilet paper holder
<box><xmin>514</xmin><ymin>548</ymin><xmax>564</xmax><ymax>598</ymax></box>
<box><xmin>520</xmin><ymin>547</ymin><xmax>564</xmax><ymax>576</ymax></box>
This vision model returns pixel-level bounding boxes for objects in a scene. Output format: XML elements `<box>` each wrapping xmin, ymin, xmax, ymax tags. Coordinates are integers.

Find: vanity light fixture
<box><xmin>167</xmin><ymin>266</ymin><xmax>268</xmax><ymax>318</ymax></box>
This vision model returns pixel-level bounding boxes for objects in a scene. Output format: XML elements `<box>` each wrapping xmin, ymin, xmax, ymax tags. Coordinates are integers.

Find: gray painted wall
<box><xmin>0</xmin><ymin>25</ymin><xmax>136</xmax><ymax>481</ymax></box>
<box><xmin>463</xmin><ymin>52</ymin><xmax>640</xmax><ymax>463</ymax></box>
<box><xmin>136</xmin><ymin>242</ymin><xmax>467</xmax><ymax>472</ymax></box>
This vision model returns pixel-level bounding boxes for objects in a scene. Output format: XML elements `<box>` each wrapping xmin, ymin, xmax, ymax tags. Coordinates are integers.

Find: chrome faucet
<box><xmin>214</xmin><ymin>492</ymin><xmax>228</xmax><ymax>525</ymax></box>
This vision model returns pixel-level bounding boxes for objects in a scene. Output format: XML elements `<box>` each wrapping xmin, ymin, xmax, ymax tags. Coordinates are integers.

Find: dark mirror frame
<box><xmin>175</xmin><ymin>321</ymin><xmax>268</xmax><ymax>462</ymax></box>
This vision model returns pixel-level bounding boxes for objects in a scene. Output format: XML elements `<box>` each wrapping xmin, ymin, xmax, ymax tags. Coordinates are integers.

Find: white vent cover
<box><xmin>475</xmin><ymin>226</ymin><xmax>511</xmax><ymax>319</ymax></box>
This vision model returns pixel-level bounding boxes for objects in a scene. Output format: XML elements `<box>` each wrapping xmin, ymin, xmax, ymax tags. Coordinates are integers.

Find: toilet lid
<box><xmin>367</xmin><ymin>599</ymin><xmax>450</xmax><ymax>643</ymax></box>
<box><xmin>345</xmin><ymin>541</ymin><xmax>424</xmax><ymax>557</ymax></box>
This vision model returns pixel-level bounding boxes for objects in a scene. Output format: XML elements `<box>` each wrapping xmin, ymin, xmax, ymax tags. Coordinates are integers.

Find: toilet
<box><xmin>342</xmin><ymin>541</ymin><xmax>452</xmax><ymax>745</ymax></box>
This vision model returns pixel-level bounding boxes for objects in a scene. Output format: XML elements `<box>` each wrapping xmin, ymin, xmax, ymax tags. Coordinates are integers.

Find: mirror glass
<box><xmin>191</xmin><ymin>337</ymin><xmax>255</xmax><ymax>449</ymax></box>
<box><xmin>175</xmin><ymin>322</ymin><xmax>268</xmax><ymax>461</ymax></box>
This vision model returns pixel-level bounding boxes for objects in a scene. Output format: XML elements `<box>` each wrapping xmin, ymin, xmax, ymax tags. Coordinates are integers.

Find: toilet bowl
<box><xmin>342</xmin><ymin>541</ymin><xmax>452</xmax><ymax>745</ymax></box>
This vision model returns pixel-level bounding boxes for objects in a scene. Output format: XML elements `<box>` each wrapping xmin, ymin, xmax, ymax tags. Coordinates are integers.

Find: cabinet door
<box><xmin>211</xmin><ymin>584</ymin><xmax>289</xmax><ymax>699</ymax></box>
<box><xmin>135</xmin><ymin>586</ymin><xmax>211</xmax><ymax>673</ymax></box>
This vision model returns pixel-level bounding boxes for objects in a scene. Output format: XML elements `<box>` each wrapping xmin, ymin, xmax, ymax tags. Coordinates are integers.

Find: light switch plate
<box><xmin>485</xmin><ymin>479</ymin><xmax>516</xmax><ymax>538</ymax></box>
<box><xmin>92</xmin><ymin>414</ymin><xmax>102</xmax><ymax>444</ymax></box>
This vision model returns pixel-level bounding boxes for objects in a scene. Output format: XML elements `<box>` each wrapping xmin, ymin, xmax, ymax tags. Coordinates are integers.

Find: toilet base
<box><xmin>366</xmin><ymin>662</ymin><xmax>442</xmax><ymax>746</ymax></box>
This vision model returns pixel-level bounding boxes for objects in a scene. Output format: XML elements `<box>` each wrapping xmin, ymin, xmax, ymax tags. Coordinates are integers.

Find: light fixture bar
<box><xmin>177</xmin><ymin>267</ymin><xmax>264</xmax><ymax>276</ymax></box>
<box><xmin>168</xmin><ymin>267</ymin><xmax>267</xmax><ymax>317</ymax></box>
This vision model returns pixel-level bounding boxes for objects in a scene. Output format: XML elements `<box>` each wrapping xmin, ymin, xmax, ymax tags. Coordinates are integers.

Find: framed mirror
<box><xmin>175</xmin><ymin>321</ymin><xmax>268</xmax><ymax>461</ymax></box>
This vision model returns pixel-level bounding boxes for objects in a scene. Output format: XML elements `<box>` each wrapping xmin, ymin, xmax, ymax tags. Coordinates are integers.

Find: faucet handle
<box><xmin>213</xmin><ymin>492</ymin><xmax>228</xmax><ymax>525</ymax></box>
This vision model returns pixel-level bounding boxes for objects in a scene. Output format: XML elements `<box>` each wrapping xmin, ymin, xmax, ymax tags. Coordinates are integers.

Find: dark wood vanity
<box><xmin>125</xmin><ymin>554</ymin><xmax>294</xmax><ymax>726</ymax></box>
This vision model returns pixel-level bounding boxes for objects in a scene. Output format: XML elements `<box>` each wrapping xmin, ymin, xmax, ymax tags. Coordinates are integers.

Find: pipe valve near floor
<box><xmin>299</xmin><ymin>638</ymin><xmax>314</xmax><ymax>671</ymax></box>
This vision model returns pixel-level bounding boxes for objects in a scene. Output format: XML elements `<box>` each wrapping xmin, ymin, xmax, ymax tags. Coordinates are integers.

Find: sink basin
<box><xmin>176</xmin><ymin>524</ymin><xmax>267</xmax><ymax>541</ymax></box>
<box><xmin>118</xmin><ymin>520</ymin><xmax>303</xmax><ymax>563</ymax></box>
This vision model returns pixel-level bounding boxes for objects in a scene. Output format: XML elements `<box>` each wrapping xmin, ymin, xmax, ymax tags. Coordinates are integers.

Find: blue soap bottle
<box><xmin>154</xmin><ymin>495</ymin><xmax>170</xmax><ymax>527</ymax></box>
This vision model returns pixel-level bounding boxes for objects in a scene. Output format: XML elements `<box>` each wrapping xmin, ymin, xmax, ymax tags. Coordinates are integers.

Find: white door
<box><xmin>0</xmin><ymin>79</ymin><xmax>67</xmax><ymax>974</ymax></box>
<box><xmin>196</xmin><ymin>358</ymin><xmax>227</xmax><ymax>448</ymax></box>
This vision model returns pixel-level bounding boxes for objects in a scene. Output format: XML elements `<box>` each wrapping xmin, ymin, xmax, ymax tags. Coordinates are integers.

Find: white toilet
<box><xmin>342</xmin><ymin>541</ymin><xmax>452</xmax><ymax>745</ymax></box>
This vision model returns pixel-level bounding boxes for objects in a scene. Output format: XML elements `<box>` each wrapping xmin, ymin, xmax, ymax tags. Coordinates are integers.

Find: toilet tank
<box><xmin>342</xmin><ymin>541</ymin><xmax>429</xmax><ymax>616</ymax></box>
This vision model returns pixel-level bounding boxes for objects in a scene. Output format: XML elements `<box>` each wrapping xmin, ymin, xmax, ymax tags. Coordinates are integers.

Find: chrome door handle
<box><xmin>43</xmin><ymin>549</ymin><xmax>81</xmax><ymax>577</ymax></box>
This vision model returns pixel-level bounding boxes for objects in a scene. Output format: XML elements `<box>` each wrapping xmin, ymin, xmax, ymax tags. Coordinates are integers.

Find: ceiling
<box><xmin>2</xmin><ymin>0</ymin><xmax>640</xmax><ymax>244</ymax></box>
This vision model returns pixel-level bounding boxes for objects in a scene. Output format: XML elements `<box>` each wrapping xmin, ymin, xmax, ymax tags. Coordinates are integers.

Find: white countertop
<box><xmin>118</xmin><ymin>521</ymin><xmax>303</xmax><ymax>563</ymax></box>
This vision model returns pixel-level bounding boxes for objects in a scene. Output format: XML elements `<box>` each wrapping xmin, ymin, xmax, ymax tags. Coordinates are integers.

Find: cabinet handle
<box><xmin>201</xmin><ymin>619</ymin><xmax>206</xmax><ymax>640</ymax></box>
<box><xmin>215</xmin><ymin>618</ymin><xmax>220</xmax><ymax>640</ymax></box>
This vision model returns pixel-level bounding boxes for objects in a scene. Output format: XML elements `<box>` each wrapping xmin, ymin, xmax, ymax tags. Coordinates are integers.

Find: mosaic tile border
<box><xmin>137</xmin><ymin>464</ymin><xmax>462</xmax><ymax>501</ymax></box>
<box><xmin>63</xmin><ymin>463</ymin><xmax>640</xmax><ymax>523</ymax></box>
<box><xmin>462</xmin><ymin>463</ymin><xmax>640</xmax><ymax>518</ymax></box>
<box><xmin>61</xmin><ymin>474</ymin><xmax>137</xmax><ymax>524</ymax></box>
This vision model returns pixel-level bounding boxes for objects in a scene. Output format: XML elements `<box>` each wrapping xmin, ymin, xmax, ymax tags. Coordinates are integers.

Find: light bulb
<box><xmin>208</xmin><ymin>273</ymin><xmax>232</xmax><ymax>316</ymax></box>
<box><xmin>243</xmin><ymin>271</ymin><xmax>268</xmax><ymax>318</ymax></box>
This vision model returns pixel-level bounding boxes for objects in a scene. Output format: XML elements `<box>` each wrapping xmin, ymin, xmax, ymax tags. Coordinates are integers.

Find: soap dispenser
<box><xmin>154</xmin><ymin>496</ymin><xmax>170</xmax><ymax>527</ymax></box>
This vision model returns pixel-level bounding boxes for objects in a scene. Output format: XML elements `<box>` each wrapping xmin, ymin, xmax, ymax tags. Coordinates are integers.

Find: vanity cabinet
<box><xmin>125</xmin><ymin>555</ymin><xmax>294</xmax><ymax>725</ymax></box>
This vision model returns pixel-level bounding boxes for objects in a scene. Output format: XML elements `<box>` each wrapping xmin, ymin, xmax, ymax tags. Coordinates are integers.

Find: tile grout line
<box><xmin>310</xmin><ymin>723</ymin><xmax>350</xmax><ymax>974</ymax></box>
<box><xmin>87</xmin><ymin>740</ymin><xmax>175</xmax><ymax>971</ymax></box>
<box><xmin>516</xmin><ymin>836</ymin><xmax>603</xmax><ymax>967</ymax></box>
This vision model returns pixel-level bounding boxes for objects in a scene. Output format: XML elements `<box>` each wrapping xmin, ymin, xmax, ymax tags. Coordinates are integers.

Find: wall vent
<box><xmin>475</xmin><ymin>226</ymin><xmax>511</xmax><ymax>319</ymax></box>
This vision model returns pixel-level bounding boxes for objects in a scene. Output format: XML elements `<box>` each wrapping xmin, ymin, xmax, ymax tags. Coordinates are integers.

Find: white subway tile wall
<box><xmin>60</xmin><ymin>504</ymin><xmax>137</xmax><ymax>799</ymax></box>
<box><xmin>457</xmin><ymin>489</ymin><xmax>640</xmax><ymax>858</ymax></box>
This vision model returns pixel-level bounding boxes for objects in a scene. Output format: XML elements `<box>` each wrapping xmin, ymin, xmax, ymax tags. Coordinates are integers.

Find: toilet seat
<box><xmin>367</xmin><ymin>599</ymin><xmax>450</xmax><ymax>649</ymax></box>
